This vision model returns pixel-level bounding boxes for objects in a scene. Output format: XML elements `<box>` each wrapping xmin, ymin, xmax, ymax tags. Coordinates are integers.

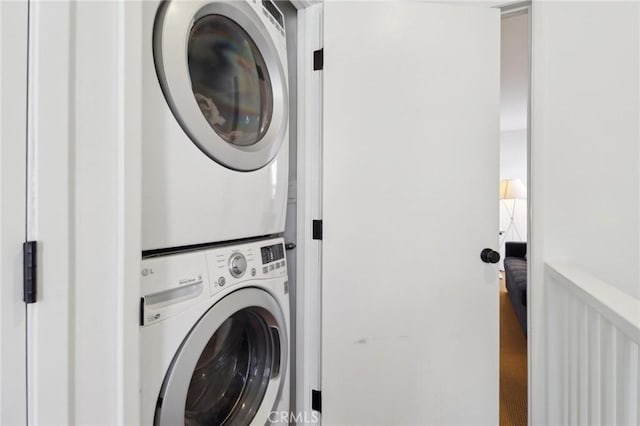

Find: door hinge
<box><xmin>313</xmin><ymin>48</ymin><xmax>323</xmax><ymax>71</ymax></box>
<box><xmin>312</xmin><ymin>389</ymin><xmax>322</xmax><ymax>412</ymax></box>
<box><xmin>312</xmin><ymin>220</ymin><xmax>323</xmax><ymax>240</ymax></box>
<box><xmin>23</xmin><ymin>241</ymin><xmax>37</xmax><ymax>304</ymax></box>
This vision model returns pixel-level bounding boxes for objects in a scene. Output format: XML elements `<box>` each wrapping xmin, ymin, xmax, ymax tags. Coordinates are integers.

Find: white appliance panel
<box><xmin>142</xmin><ymin>0</ymin><xmax>289</xmax><ymax>251</ymax></box>
<box><xmin>140</xmin><ymin>237</ymin><xmax>290</xmax><ymax>425</ymax></box>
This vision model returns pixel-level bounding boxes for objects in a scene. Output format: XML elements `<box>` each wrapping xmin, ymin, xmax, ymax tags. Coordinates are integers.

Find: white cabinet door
<box><xmin>0</xmin><ymin>1</ymin><xmax>28</xmax><ymax>425</ymax></box>
<box><xmin>322</xmin><ymin>3</ymin><xmax>500</xmax><ymax>425</ymax></box>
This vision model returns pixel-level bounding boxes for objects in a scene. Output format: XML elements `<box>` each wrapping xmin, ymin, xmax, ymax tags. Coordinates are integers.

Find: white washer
<box><xmin>140</xmin><ymin>237</ymin><xmax>290</xmax><ymax>425</ymax></box>
<box><xmin>143</xmin><ymin>0</ymin><xmax>289</xmax><ymax>251</ymax></box>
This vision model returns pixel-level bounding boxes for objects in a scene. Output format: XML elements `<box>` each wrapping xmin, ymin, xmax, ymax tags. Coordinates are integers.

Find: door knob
<box><xmin>480</xmin><ymin>248</ymin><xmax>500</xmax><ymax>264</ymax></box>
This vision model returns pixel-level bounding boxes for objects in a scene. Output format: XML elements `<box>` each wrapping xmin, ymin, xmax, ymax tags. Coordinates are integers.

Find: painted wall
<box><xmin>500</xmin><ymin>129</ymin><xmax>527</xmax><ymax>185</ymax></box>
<box><xmin>532</xmin><ymin>1</ymin><xmax>640</xmax><ymax>299</ymax></box>
<box><xmin>531</xmin><ymin>2</ymin><xmax>640</xmax><ymax>423</ymax></box>
<box><xmin>501</xmin><ymin>13</ymin><xmax>529</xmax><ymax>133</ymax></box>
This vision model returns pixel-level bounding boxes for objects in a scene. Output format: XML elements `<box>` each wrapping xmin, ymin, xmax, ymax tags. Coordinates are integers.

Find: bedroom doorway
<box><xmin>499</xmin><ymin>3</ymin><xmax>530</xmax><ymax>426</ymax></box>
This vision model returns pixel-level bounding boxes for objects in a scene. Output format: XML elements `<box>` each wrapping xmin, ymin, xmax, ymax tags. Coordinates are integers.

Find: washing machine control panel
<box><xmin>207</xmin><ymin>238</ymin><xmax>287</xmax><ymax>297</ymax></box>
<box><xmin>140</xmin><ymin>238</ymin><xmax>287</xmax><ymax>326</ymax></box>
<box><xmin>261</xmin><ymin>0</ymin><xmax>284</xmax><ymax>31</ymax></box>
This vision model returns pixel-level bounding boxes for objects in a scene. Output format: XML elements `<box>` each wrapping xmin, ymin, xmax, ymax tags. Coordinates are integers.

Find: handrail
<box><xmin>545</xmin><ymin>262</ymin><xmax>640</xmax><ymax>344</ymax></box>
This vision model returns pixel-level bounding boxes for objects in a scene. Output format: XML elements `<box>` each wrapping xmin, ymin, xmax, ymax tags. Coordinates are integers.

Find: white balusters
<box><xmin>545</xmin><ymin>264</ymin><xmax>640</xmax><ymax>426</ymax></box>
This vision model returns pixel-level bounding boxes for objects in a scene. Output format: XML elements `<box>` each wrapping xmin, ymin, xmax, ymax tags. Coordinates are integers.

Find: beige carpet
<box><xmin>500</xmin><ymin>277</ymin><xmax>528</xmax><ymax>426</ymax></box>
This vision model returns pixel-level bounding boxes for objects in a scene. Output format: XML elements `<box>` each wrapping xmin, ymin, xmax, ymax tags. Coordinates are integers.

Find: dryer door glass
<box><xmin>188</xmin><ymin>15</ymin><xmax>273</xmax><ymax>147</ymax></box>
<box><xmin>184</xmin><ymin>308</ymin><xmax>279</xmax><ymax>425</ymax></box>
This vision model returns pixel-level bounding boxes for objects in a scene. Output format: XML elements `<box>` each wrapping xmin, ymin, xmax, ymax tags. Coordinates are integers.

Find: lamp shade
<box><xmin>499</xmin><ymin>179</ymin><xmax>527</xmax><ymax>200</ymax></box>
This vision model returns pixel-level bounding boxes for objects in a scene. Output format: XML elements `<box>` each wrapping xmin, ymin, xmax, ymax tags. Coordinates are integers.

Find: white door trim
<box><xmin>25</xmin><ymin>2</ymin><xmax>143</xmax><ymax>424</ymax></box>
<box><xmin>294</xmin><ymin>1</ymin><xmax>323</xmax><ymax>421</ymax></box>
<box><xmin>0</xmin><ymin>1</ymin><xmax>29</xmax><ymax>424</ymax></box>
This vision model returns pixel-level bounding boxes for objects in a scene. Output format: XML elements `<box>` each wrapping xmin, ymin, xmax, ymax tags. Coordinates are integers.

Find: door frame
<box><xmin>291</xmin><ymin>0</ymin><xmax>322</xmax><ymax>421</ymax></box>
<box><xmin>298</xmin><ymin>1</ymin><xmax>538</xmax><ymax>424</ymax></box>
<box><xmin>0</xmin><ymin>1</ymin><xmax>29</xmax><ymax>424</ymax></box>
<box><xmin>499</xmin><ymin>1</ymin><xmax>535</xmax><ymax>424</ymax></box>
<box><xmin>25</xmin><ymin>2</ymin><xmax>143</xmax><ymax>424</ymax></box>
<box><xmin>23</xmin><ymin>1</ymin><xmax>318</xmax><ymax>424</ymax></box>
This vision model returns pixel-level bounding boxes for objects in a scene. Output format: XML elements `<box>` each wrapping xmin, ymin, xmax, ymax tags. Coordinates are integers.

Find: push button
<box><xmin>218</xmin><ymin>277</ymin><xmax>226</xmax><ymax>287</ymax></box>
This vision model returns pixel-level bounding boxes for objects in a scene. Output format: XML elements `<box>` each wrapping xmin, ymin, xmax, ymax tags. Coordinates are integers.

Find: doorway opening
<box><xmin>499</xmin><ymin>3</ymin><xmax>530</xmax><ymax>426</ymax></box>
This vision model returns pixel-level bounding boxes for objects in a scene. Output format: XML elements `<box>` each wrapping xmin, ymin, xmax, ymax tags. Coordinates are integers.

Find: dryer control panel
<box><xmin>140</xmin><ymin>237</ymin><xmax>287</xmax><ymax>326</ymax></box>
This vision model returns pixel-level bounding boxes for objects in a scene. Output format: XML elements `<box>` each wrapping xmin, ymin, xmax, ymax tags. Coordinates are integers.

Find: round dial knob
<box><xmin>228</xmin><ymin>252</ymin><xmax>247</xmax><ymax>278</ymax></box>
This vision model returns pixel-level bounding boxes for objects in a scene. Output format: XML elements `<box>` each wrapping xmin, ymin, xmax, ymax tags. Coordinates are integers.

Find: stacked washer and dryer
<box><xmin>140</xmin><ymin>1</ymin><xmax>291</xmax><ymax>424</ymax></box>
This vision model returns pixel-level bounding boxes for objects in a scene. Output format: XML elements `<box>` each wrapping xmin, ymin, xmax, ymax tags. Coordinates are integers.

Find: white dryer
<box><xmin>143</xmin><ymin>0</ymin><xmax>289</xmax><ymax>251</ymax></box>
<box><xmin>140</xmin><ymin>237</ymin><xmax>290</xmax><ymax>425</ymax></box>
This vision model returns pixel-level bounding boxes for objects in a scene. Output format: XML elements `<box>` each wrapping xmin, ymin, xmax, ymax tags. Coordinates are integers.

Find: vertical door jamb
<box><xmin>0</xmin><ymin>1</ymin><xmax>29</xmax><ymax>424</ymax></box>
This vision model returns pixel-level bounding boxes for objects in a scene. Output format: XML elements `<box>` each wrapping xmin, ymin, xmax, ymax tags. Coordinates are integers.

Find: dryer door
<box><xmin>154</xmin><ymin>1</ymin><xmax>288</xmax><ymax>171</ymax></box>
<box><xmin>155</xmin><ymin>288</ymin><xmax>288</xmax><ymax>426</ymax></box>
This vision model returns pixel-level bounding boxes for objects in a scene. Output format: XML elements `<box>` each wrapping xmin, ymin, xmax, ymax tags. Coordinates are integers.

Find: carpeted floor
<box><xmin>500</xmin><ymin>276</ymin><xmax>527</xmax><ymax>426</ymax></box>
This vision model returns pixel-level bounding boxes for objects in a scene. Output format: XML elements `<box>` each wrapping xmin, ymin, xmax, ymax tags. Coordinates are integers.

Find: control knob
<box><xmin>229</xmin><ymin>252</ymin><xmax>247</xmax><ymax>278</ymax></box>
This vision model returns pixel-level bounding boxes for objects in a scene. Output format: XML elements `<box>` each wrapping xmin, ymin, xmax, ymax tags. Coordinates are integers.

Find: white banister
<box><xmin>546</xmin><ymin>264</ymin><xmax>640</xmax><ymax>343</ymax></box>
<box><xmin>544</xmin><ymin>263</ymin><xmax>640</xmax><ymax>426</ymax></box>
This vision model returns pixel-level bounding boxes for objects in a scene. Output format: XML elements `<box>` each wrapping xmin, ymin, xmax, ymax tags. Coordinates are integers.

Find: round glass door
<box><xmin>154</xmin><ymin>1</ymin><xmax>288</xmax><ymax>171</ymax></box>
<box><xmin>188</xmin><ymin>15</ymin><xmax>273</xmax><ymax>147</ymax></box>
<box><xmin>154</xmin><ymin>288</ymin><xmax>288</xmax><ymax>426</ymax></box>
<box><xmin>185</xmin><ymin>309</ymin><xmax>279</xmax><ymax>425</ymax></box>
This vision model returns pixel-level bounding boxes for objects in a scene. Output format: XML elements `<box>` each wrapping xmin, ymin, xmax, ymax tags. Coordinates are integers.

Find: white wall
<box><xmin>500</xmin><ymin>129</ymin><xmax>527</xmax><ymax>185</ymax></box>
<box><xmin>532</xmin><ymin>1</ymin><xmax>640</xmax><ymax>299</ymax></box>
<box><xmin>531</xmin><ymin>1</ymin><xmax>640</xmax><ymax>423</ymax></box>
<box><xmin>501</xmin><ymin>12</ymin><xmax>529</xmax><ymax>133</ymax></box>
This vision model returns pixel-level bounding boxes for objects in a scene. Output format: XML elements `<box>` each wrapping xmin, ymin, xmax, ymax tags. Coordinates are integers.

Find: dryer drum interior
<box><xmin>155</xmin><ymin>289</ymin><xmax>288</xmax><ymax>426</ymax></box>
<box><xmin>153</xmin><ymin>0</ymin><xmax>288</xmax><ymax>171</ymax></box>
<box><xmin>188</xmin><ymin>15</ymin><xmax>274</xmax><ymax>147</ymax></box>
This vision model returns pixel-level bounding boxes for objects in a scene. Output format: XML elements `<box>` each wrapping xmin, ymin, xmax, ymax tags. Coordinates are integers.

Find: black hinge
<box><xmin>312</xmin><ymin>220</ymin><xmax>323</xmax><ymax>240</ymax></box>
<box><xmin>23</xmin><ymin>241</ymin><xmax>37</xmax><ymax>304</ymax></box>
<box><xmin>313</xmin><ymin>48</ymin><xmax>323</xmax><ymax>71</ymax></box>
<box><xmin>312</xmin><ymin>389</ymin><xmax>322</xmax><ymax>412</ymax></box>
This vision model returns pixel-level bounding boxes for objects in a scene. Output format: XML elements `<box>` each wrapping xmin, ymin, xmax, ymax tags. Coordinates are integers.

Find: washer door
<box><xmin>154</xmin><ymin>1</ymin><xmax>288</xmax><ymax>171</ymax></box>
<box><xmin>155</xmin><ymin>288</ymin><xmax>288</xmax><ymax>426</ymax></box>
